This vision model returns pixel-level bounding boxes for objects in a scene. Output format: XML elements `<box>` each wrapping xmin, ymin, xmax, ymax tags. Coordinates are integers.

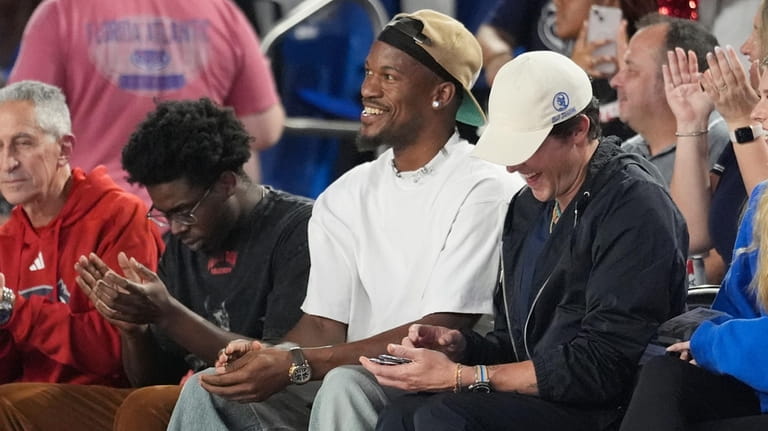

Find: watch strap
<box><xmin>287</xmin><ymin>346</ymin><xmax>312</xmax><ymax>385</ymax></box>
<box><xmin>468</xmin><ymin>365</ymin><xmax>492</xmax><ymax>393</ymax></box>
<box><xmin>289</xmin><ymin>346</ymin><xmax>306</xmax><ymax>365</ymax></box>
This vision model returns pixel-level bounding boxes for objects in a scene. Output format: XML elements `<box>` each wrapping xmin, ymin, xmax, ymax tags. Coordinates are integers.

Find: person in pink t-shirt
<box><xmin>8</xmin><ymin>0</ymin><xmax>285</xmax><ymax>207</ymax></box>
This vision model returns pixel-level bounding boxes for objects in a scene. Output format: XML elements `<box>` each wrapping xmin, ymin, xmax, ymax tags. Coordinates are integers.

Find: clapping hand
<box><xmin>75</xmin><ymin>252</ymin><xmax>172</xmax><ymax>331</ymax></box>
<box><xmin>701</xmin><ymin>46</ymin><xmax>759</xmax><ymax>127</ymax></box>
<box><xmin>662</xmin><ymin>48</ymin><xmax>713</xmax><ymax>128</ymax></box>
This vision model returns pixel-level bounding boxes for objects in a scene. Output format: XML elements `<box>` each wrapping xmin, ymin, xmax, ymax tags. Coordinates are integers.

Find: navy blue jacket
<box><xmin>462</xmin><ymin>138</ymin><xmax>688</xmax><ymax>424</ymax></box>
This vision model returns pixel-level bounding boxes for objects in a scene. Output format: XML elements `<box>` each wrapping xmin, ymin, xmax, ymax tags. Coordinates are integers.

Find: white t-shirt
<box><xmin>302</xmin><ymin>133</ymin><xmax>524</xmax><ymax>342</ymax></box>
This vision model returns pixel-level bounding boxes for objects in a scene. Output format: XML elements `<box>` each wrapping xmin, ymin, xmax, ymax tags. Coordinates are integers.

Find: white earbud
<box><xmin>432</xmin><ymin>100</ymin><xmax>440</xmax><ymax>109</ymax></box>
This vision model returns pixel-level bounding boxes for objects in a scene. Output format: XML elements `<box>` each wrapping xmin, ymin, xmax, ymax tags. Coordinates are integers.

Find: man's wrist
<box><xmin>154</xmin><ymin>296</ymin><xmax>185</xmax><ymax>331</ymax></box>
<box><xmin>287</xmin><ymin>346</ymin><xmax>312</xmax><ymax>385</ymax></box>
<box><xmin>120</xmin><ymin>323</ymin><xmax>150</xmax><ymax>338</ymax></box>
<box><xmin>675</xmin><ymin>121</ymin><xmax>708</xmax><ymax>133</ymax></box>
<box><xmin>467</xmin><ymin>364</ymin><xmax>492</xmax><ymax>392</ymax></box>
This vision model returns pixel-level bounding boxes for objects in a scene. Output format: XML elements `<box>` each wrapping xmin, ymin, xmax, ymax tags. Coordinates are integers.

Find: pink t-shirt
<box><xmin>9</xmin><ymin>0</ymin><xmax>279</xmax><ymax>205</ymax></box>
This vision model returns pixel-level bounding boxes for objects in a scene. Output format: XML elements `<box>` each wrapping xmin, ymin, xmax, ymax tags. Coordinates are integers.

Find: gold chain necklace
<box><xmin>549</xmin><ymin>201</ymin><xmax>562</xmax><ymax>234</ymax></box>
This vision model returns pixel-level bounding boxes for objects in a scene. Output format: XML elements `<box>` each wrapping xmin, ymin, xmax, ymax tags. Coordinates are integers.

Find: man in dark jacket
<box><xmin>360</xmin><ymin>50</ymin><xmax>689</xmax><ymax>431</ymax></box>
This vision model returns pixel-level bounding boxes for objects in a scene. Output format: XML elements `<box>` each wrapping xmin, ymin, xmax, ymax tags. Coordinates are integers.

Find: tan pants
<box><xmin>0</xmin><ymin>383</ymin><xmax>180</xmax><ymax>431</ymax></box>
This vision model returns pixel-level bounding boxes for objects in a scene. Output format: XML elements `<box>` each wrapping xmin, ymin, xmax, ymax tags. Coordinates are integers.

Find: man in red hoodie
<box><xmin>0</xmin><ymin>81</ymin><xmax>163</xmax><ymax>387</ymax></box>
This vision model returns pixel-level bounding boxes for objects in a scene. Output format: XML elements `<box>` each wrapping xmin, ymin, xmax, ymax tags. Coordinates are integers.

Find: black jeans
<box><xmin>376</xmin><ymin>391</ymin><xmax>614</xmax><ymax>431</ymax></box>
<box><xmin>619</xmin><ymin>355</ymin><xmax>761</xmax><ymax>431</ymax></box>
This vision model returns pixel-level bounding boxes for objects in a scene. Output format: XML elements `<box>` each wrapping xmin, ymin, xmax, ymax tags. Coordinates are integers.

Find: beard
<box><xmin>355</xmin><ymin>133</ymin><xmax>384</xmax><ymax>152</ymax></box>
<box><xmin>354</xmin><ymin>114</ymin><xmax>423</xmax><ymax>153</ymax></box>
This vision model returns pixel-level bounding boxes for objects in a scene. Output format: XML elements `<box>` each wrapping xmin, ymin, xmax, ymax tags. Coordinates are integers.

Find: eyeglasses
<box><xmin>146</xmin><ymin>185</ymin><xmax>212</xmax><ymax>228</ymax></box>
<box><xmin>386</xmin><ymin>16</ymin><xmax>432</xmax><ymax>46</ymax></box>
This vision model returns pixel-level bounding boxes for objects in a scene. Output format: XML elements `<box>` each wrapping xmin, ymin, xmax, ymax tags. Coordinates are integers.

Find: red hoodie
<box><xmin>0</xmin><ymin>166</ymin><xmax>163</xmax><ymax>385</ymax></box>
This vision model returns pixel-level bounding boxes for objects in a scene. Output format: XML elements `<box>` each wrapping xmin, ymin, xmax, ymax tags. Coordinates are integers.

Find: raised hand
<box><xmin>571</xmin><ymin>20</ymin><xmax>617</xmax><ymax>79</ymax></box>
<box><xmin>662</xmin><ymin>48</ymin><xmax>712</xmax><ymax>126</ymax></box>
<box><xmin>75</xmin><ymin>254</ymin><xmax>141</xmax><ymax>333</ymax></box>
<box><xmin>75</xmin><ymin>252</ymin><xmax>172</xmax><ymax>327</ymax></box>
<box><xmin>701</xmin><ymin>46</ymin><xmax>759</xmax><ymax>127</ymax></box>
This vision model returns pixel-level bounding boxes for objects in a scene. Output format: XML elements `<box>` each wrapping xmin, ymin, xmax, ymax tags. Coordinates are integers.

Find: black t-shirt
<box><xmin>152</xmin><ymin>187</ymin><xmax>313</xmax><ymax>378</ymax></box>
<box><xmin>709</xmin><ymin>142</ymin><xmax>747</xmax><ymax>266</ymax></box>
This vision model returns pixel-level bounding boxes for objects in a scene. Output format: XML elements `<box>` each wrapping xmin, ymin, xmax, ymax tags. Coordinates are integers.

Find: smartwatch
<box><xmin>467</xmin><ymin>365</ymin><xmax>492</xmax><ymax>393</ymax></box>
<box><xmin>730</xmin><ymin>124</ymin><xmax>764</xmax><ymax>144</ymax></box>
<box><xmin>0</xmin><ymin>287</ymin><xmax>16</xmax><ymax>325</ymax></box>
<box><xmin>287</xmin><ymin>347</ymin><xmax>312</xmax><ymax>385</ymax></box>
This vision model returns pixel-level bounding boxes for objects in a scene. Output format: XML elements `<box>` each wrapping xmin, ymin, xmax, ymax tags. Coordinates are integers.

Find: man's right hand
<box><xmin>663</xmin><ymin>48</ymin><xmax>712</xmax><ymax>128</ymax></box>
<box><xmin>403</xmin><ymin>324</ymin><xmax>466</xmax><ymax>362</ymax></box>
<box><xmin>74</xmin><ymin>252</ymin><xmax>173</xmax><ymax>328</ymax></box>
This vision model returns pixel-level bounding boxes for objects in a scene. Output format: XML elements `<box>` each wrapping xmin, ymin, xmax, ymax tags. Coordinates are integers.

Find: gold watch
<box><xmin>287</xmin><ymin>347</ymin><xmax>312</xmax><ymax>385</ymax></box>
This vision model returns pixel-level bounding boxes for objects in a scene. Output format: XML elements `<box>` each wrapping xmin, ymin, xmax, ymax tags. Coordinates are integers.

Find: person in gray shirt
<box><xmin>612</xmin><ymin>13</ymin><xmax>727</xmax><ymax>187</ymax></box>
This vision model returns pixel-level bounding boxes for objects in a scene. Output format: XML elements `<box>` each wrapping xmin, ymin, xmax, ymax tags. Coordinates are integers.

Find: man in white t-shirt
<box><xmin>166</xmin><ymin>9</ymin><xmax>523</xmax><ymax>431</ymax></box>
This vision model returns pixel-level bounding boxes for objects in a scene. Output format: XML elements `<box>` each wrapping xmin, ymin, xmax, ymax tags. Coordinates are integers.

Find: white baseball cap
<box><xmin>473</xmin><ymin>51</ymin><xmax>593</xmax><ymax>166</ymax></box>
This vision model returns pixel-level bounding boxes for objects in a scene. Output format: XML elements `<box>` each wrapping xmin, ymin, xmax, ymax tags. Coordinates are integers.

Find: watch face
<box><xmin>734</xmin><ymin>127</ymin><xmax>756</xmax><ymax>143</ymax></box>
<box><xmin>290</xmin><ymin>363</ymin><xmax>312</xmax><ymax>384</ymax></box>
<box><xmin>468</xmin><ymin>382</ymin><xmax>492</xmax><ymax>393</ymax></box>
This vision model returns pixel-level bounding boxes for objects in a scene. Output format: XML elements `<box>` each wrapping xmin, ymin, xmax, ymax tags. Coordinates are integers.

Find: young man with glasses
<box><xmin>165</xmin><ymin>9</ymin><xmax>522</xmax><ymax>431</ymax></box>
<box><xmin>0</xmin><ymin>97</ymin><xmax>312</xmax><ymax>431</ymax></box>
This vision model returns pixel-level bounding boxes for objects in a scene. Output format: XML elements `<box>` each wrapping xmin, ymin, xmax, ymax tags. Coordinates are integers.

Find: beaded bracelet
<box><xmin>454</xmin><ymin>364</ymin><xmax>463</xmax><ymax>393</ymax></box>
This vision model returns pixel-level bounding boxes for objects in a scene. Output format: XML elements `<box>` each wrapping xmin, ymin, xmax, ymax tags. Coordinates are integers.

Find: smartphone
<box><xmin>368</xmin><ymin>354</ymin><xmax>412</xmax><ymax>366</ymax></box>
<box><xmin>587</xmin><ymin>5</ymin><xmax>623</xmax><ymax>75</ymax></box>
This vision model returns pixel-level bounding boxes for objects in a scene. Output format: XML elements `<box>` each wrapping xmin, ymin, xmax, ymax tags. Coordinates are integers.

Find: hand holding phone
<box><xmin>586</xmin><ymin>5</ymin><xmax>623</xmax><ymax>75</ymax></box>
<box><xmin>367</xmin><ymin>354</ymin><xmax>413</xmax><ymax>366</ymax></box>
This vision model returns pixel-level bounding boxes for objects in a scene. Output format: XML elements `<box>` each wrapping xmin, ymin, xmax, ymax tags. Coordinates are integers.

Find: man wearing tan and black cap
<box><xmin>166</xmin><ymin>9</ymin><xmax>522</xmax><ymax>431</ymax></box>
<box><xmin>363</xmin><ymin>51</ymin><xmax>689</xmax><ymax>430</ymax></box>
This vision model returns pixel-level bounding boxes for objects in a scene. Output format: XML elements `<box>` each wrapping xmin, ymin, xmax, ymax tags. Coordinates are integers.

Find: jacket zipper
<box><xmin>522</xmin><ymin>192</ymin><xmax>587</xmax><ymax>359</ymax></box>
<box><xmin>523</xmin><ymin>274</ymin><xmax>551</xmax><ymax>359</ymax></box>
<box><xmin>499</xmin><ymin>244</ymin><xmax>520</xmax><ymax>362</ymax></box>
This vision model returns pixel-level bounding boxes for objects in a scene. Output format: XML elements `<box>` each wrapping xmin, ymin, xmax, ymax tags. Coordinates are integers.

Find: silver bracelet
<box><xmin>675</xmin><ymin>130</ymin><xmax>708</xmax><ymax>137</ymax></box>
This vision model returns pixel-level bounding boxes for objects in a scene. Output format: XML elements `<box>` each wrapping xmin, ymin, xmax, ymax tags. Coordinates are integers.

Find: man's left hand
<box><xmin>359</xmin><ymin>343</ymin><xmax>455</xmax><ymax>392</ymax></box>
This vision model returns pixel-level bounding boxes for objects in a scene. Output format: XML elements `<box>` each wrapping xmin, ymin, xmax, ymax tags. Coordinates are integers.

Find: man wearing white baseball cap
<box><xmin>364</xmin><ymin>51</ymin><xmax>690</xmax><ymax>431</ymax></box>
